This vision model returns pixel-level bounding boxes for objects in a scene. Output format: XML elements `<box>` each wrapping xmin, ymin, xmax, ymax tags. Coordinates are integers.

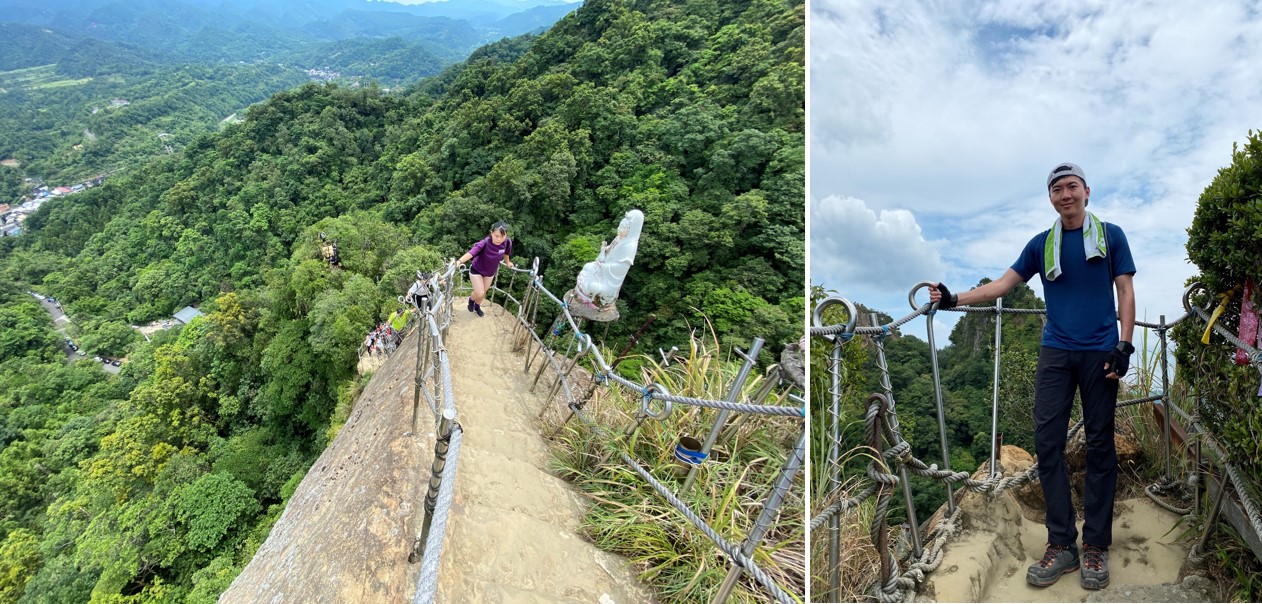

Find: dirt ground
<box><xmin>923</xmin><ymin>447</ymin><xmax>1214</xmax><ymax>603</ymax></box>
<box><xmin>434</xmin><ymin>298</ymin><xmax>651</xmax><ymax>602</ymax></box>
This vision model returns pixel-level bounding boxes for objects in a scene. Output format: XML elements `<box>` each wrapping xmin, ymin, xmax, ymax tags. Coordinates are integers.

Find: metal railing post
<box><xmin>1159</xmin><ymin>314</ymin><xmax>1173</xmax><ymax>483</ymax></box>
<box><xmin>711</xmin><ymin>430</ymin><xmax>806</xmax><ymax>604</ymax></box>
<box><xmin>871</xmin><ymin>314</ymin><xmax>923</xmax><ymax>555</ymax></box>
<box><xmin>827</xmin><ymin>338</ymin><xmax>842</xmax><ymax>600</ymax></box>
<box><xmin>411</xmin><ymin>408</ymin><xmax>457</xmax><ymax>563</ymax></box>
<box><xmin>923</xmin><ymin>306</ymin><xmax>956</xmax><ymax>514</ymax></box>
<box><xmin>411</xmin><ymin>315</ymin><xmax>432</xmax><ymax>432</ymax></box>
<box><xmin>681</xmin><ymin>338</ymin><xmax>764</xmax><ymax>494</ymax></box>
<box><xmin>989</xmin><ymin>297</ymin><xmax>1003</xmax><ymax>477</ymax></box>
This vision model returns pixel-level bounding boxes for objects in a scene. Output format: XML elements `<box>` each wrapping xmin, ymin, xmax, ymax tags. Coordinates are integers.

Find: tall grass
<box><xmin>1116</xmin><ymin>323</ymin><xmax>1195</xmax><ymax>498</ymax></box>
<box><xmin>810</xmin><ymin>446</ymin><xmax>885</xmax><ymax>603</ymax></box>
<box><xmin>544</xmin><ymin>328</ymin><xmax>805</xmax><ymax>603</ymax></box>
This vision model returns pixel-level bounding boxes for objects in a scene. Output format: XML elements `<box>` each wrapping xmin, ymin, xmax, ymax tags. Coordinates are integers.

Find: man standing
<box><xmin>929</xmin><ymin>162</ymin><xmax>1136</xmax><ymax>590</ymax></box>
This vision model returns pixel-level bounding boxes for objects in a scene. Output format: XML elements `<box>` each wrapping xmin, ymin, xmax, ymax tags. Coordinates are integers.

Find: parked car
<box><xmin>111</xmin><ymin>360</ymin><xmax>121</xmax><ymax>367</ymax></box>
<box><xmin>75</xmin><ymin>350</ymin><xmax>85</xmax><ymax>356</ymax></box>
<box><xmin>69</xmin><ymin>344</ymin><xmax>78</xmax><ymax>351</ymax></box>
<box><xmin>54</xmin><ymin>302</ymin><xmax>61</xmax><ymax>309</ymax></box>
<box><xmin>93</xmin><ymin>356</ymin><xmax>102</xmax><ymax>362</ymax></box>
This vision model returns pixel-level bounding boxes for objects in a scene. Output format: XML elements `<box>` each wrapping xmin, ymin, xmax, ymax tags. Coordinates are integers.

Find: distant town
<box><xmin>0</xmin><ymin>174</ymin><xmax>109</xmax><ymax>237</ymax></box>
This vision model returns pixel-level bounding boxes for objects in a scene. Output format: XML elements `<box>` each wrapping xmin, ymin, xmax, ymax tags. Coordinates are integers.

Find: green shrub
<box><xmin>1175</xmin><ymin>129</ymin><xmax>1262</xmax><ymax>541</ymax></box>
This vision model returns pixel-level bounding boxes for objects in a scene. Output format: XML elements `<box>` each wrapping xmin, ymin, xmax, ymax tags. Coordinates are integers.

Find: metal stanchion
<box><xmin>871</xmin><ymin>313</ymin><xmax>923</xmax><ymax>556</ymax></box>
<box><xmin>989</xmin><ymin>297</ymin><xmax>1003</xmax><ymax>477</ymax></box>
<box><xmin>681</xmin><ymin>338</ymin><xmax>764</xmax><ymax>494</ymax></box>
<box><xmin>812</xmin><ymin>297</ymin><xmax>857</xmax><ymax>598</ymax></box>
<box><xmin>828</xmin><ymin>338</ymin><xmax>843</xmax><ymax>600</ymax></box>
<box><xmin>910</xmin><ymin>284</ymin><xmax>955</xmax><ymax>515</ymax></box>
<box><xmin>410</xmin><ymin>408</ymin><xmax>457</xmax><ymax>564</ymax></box>
<box><xmin>711</xmin><ymin>431</ymin><xmax>806</xmax><ymax>603</ymax></box>
<box><xmin>1160</xmin><ymin>315</ymin><xmax>1173</xmax><ymax>483</ymax></box>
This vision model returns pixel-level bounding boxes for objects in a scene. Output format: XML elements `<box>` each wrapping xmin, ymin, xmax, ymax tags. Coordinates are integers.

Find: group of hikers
<box><xmin>353</xmin><ymin>221</ymin><xmax>514</xmax><ymax>358</ymax></box>
<box><xmin>363</xmin><ymin>318</ymin><xmax>405</xmax><ymax>356</ymax></box>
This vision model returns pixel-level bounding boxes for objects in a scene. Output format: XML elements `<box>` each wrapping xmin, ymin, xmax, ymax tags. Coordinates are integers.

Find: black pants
<box><xmin>1033</xmin><ymin>346</ymin><xmax>1119</xmax><ymax>549</ymax></box>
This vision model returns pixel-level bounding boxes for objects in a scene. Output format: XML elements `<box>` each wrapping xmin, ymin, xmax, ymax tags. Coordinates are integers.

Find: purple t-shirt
<box><xmin>468</xmin><ymin>236</ymin><xmax>512</xmax><ymax>276</ymax></box>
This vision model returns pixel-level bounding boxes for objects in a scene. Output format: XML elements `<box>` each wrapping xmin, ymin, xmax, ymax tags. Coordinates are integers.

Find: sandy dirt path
<box><xmin>434</xmin><ymin>299</ymin><xmax>651</xmax><ymax>603</ymax></box>
<box><xmin>925</xmin><ymin>447</ymin><xmax>1210</xmax><ymax>602</ymax></box>
<box><xmin>222</xmin><ymin>298</ymin><xmax>649</xmax><ymax>603</ymax></box>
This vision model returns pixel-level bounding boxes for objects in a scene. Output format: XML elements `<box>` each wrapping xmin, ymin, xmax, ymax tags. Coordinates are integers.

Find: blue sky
<box><xmin>809</xmin><ymin>0</ymin><xmax>1262</xmax><ymax>343</ymax></box>
<box><xmin>388</xmin><ymin>0</ymin><xmax>581</xmax><ymax>3</ymax></box>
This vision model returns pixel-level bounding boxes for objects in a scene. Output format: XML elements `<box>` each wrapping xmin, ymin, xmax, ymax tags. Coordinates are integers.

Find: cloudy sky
<box><xmin>809</xmin><ymin>0</ymin><xmax>1262</xmax><ymax>342</ymax></box>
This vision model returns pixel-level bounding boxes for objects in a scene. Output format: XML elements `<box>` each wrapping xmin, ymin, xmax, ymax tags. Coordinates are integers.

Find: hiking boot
<box><xmin>467</xmin><ymin>298</ymin><xmax>476</xmax><ymax>312</ymax></box>
<box><xmin>1081</xmin><ymin>544</ymin><xmax>1109</xmax><ymax>590</ymax></box>
<box><xmin>474</xmin><ymin>304</ymin><xmax>484</xmax><ymax>317</ymax></box>
<box><xmin>1026</xmin><ymin>543</ymin><xmax>1078</xmax><ymax>587</ymax></box>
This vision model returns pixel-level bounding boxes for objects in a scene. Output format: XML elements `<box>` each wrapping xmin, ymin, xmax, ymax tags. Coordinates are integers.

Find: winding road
<box><xmin>30</xmin><ymin>292</ymin><xmax>120</xmax><ymax>374</ymax></box>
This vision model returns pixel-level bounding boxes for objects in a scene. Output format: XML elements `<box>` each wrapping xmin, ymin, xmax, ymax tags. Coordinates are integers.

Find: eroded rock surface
<box><xmin>924</xmin><ymin>446</ymin><xmax>1193</xmax><ymax>603</ymax></box>
<box><xmin>222</xmin><ymin>299</ymin><xmax>650</xmax><ymax>603</ymax></box>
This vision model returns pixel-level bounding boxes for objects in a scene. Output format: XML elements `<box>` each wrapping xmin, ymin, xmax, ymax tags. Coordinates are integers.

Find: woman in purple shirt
<box><xmin>455</xmin><ymin>221</ymin><xmax>514</xmax><ymax>317</ymax></box>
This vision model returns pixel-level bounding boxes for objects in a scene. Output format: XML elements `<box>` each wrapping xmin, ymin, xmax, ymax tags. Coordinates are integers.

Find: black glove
<box><xmin>934</xmin><ymin>282</ymin><xmax>958</xmax><ymax>309</ymax></box>
<box><xmin>1106</xmin><ymin>341</ymin><xmax>1135</xmax><ymax>378</ymax></box>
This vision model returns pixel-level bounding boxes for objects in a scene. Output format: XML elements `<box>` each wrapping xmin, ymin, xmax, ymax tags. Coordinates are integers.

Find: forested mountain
<box><xmin>279</xmin><ymin>36</ymin><xmax>451</xmax><ymax>82</ymax></box>
<box><xmin>0</xmin><ymin>0</ymin><xmax>579</xmax><ymax>186</ymax></box>
<box><xmin>0</xmin><ymin>0</ymin><xmax>574</xmax><ymax>54</ymax></box>
<box><xmin>0</xmin><ymin>50</ymin><xmax>311</xmax><ymax>184</ymax></box>
<box><xmin>0</xmin><ymin>0</ymin><xmax>804</xmax><ymax>600</ymax></box>
<box><xmin>0</xmin><ymin>24</ymin><xmax>161</xmax><ymax>75</ymax></box>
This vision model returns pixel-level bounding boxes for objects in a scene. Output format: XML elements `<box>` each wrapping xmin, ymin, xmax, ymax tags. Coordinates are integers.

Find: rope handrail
<box><xmin>403</xmin><ymin>255</ymin><xmax>804</xmax><ymax>602</ymax></box>
<box><xmin>569</xmin><ymin>401</ymin><xmax>802</xmax><ymax>604</ymax></box>
<box><xmin>492</xmin><ymin>270</ymin><xmax>804</xmax><ymax>419</ymax></box>
<box><xmin>406</xmin><ymin>259</ymin><xmax>465</xmax><ymax>598</ymax></box>
<box><xmin>812</xmin><ymin>279</ymin><xmax>1262</xmax><ymax>602</ymax></box>
<box><xmin>1192</xmin><ymin>418</ymin><xmax>1262</xmax><ymax>539</ymax></box>
<box><xmin>808</xmin><ymin>280</ymin><xmax>1196</xmax><ymax>344</ymax></box>
<box><xmin>413</xmin><ymin>425</ymin><xmax>464</xmax><ymax>604</ymax></box>
<box><xmin>603</xmin><ymin>371</ymin><xmax>804</xmax><ymax>417</ymax></box>
<box><xmin>1185</xmin><ymin>284</ymin><xmax>1262</xmax><ymax>370</ymax></box>
<box><xmin>485</xmin><ymin>258</ymin><xmax>806</xmax><ymax>603</ymax></box>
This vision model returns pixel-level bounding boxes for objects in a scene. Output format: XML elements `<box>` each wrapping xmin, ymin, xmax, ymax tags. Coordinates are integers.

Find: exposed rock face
<box><xmin>1009</xmin><ymin>427</ymin><xmax>1144</xmax><ymax>523</ymax></box>
<box><xmin>1084</xmin><ymin>574</ymin><xmax>1215</xmax><ymax>603</ymax></box>
<box><xmin>221</xmin><ymin>299</ymin><xmax>650</xmax><ymax>603</ymax></box>
<box><xmin>1065</xmin><ymin>422</ymin><xmax>1143</xmax><ymax>472</ymax></box>
<box><xmin>922</xmin><ymin>444</ymin><xmax>1192</xmax><ymax>603</ymax></box>
<box><xmin>222</xmin><ymin>322</ymin><xmax>430</xmax><ymax>602</ymax></box>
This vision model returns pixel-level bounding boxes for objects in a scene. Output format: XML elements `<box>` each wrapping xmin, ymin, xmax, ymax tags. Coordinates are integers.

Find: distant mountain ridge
<box><xmin>0</xmin><ymin>0</ymin><xmax>578</xmax><ymax>65</ymax></box>
<box><xmin>0</xmin><ymin>0</ymin><xmax>580</xmax><ymax>37</ymax></box>
<box><xmin>0</xmin><ymin>0</ymin><xmax>580</xmax><ymax>182</ymax></box>
<box><xmin>0</xmin><ymin>22</ymin><xmax>162</xmax><ymax>74</ymax></box>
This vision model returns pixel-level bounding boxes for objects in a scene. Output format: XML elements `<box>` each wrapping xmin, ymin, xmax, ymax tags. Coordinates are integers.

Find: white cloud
<box><xmin>810</xmin><ymin>195</ymin><xmax>945</xmax><ymax>309</ymax></box>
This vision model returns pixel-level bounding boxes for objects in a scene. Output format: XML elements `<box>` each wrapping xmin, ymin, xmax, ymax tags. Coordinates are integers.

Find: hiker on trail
<box><xmin>407</xmin><ymin>270</ymin><xmax>432</xmax><ymax>311</ymax></box>
<box><xmin>929</xmin><ymin>162</ymin><xmax>1136</xmax><ymax>591</ymax></box>
<box><xmin>455</xmin><ymin>221</ymin><xmax>514</xmax><ymax>318</ymax></box>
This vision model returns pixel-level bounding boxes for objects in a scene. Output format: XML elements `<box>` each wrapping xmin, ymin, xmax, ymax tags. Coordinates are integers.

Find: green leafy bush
<box><xmin>1176</xmin><ymin>129</ymin><xmax>1262</xmax><ymax>503</ymax></box>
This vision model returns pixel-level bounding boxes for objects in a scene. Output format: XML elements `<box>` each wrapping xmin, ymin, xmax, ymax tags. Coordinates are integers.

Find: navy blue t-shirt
<box><xmin>1011</xmin><ymin>223</ymin><xmax>1136</xmax><ymax>351</ymax></box>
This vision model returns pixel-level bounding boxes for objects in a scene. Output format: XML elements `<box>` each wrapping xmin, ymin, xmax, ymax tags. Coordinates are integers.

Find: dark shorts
<box><xmin>469</xmin><ymin>266</ymin><xmax>492</xmax><ymax>278</ymax></box>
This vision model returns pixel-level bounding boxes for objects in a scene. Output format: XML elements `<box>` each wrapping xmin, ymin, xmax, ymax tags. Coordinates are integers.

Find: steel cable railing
<box><xmin>812</xmin><ymin>279</ymin><xmax>1261</xmax><ymax>602</ymax></box>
